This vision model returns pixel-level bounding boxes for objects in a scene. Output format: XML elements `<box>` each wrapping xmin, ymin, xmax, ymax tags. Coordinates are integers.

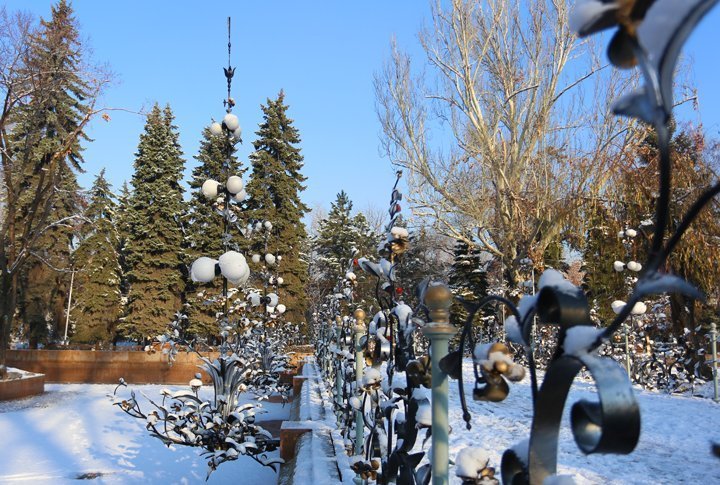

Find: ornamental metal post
<box><xmin>625</xmin><ymin>316</ymin><xmax>632</xmax><ymax>377</ymax></box>
<box><xmin>712</xmin><ymin>320</ymin><xmax>718</xmax><ymax>403</ymax></box>
<box><xmin>421</xmin><ymin>284</ymin><xmax>457</xmax><ymax>485</ymax></box>
<box><xmin>335</xmin><ymin>317</ymin><xmax>344</xmax><ymax>410</ymax></box>
<box><xmin>353</xmin><ymin>308</ymin><xmax>366</xmax><ymax>455</ymax></box>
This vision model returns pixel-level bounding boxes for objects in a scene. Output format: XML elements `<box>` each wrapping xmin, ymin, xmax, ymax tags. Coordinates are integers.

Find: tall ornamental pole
<box><xmin>421</xmin><ymin>284</ymin><xmax>457</xmax><ymax>485</ymax></box>
<box><xmin>353</xmin><ymin>308</ymin><xmax>366</xmax><ymax>455</ymax></box>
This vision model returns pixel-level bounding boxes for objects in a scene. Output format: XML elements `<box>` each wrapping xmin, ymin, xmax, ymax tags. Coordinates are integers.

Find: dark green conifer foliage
<box><xmin>72</xmin><ymin>170</ymin><xmax>121</xmax><ymax>344</ymax></box>
<box><xmin>9</xmin><ymin>0</ymin><xmax>88</xmax><ymax>345</ymax></box>
<box><xmin>116</xmin><ymin>181</ymin><xmax>132</xmax><ymax>300</ymax></box>
<box><xmin>245</xmin><ymin>92</ymin><xmax>309</xmax><ymax>325</ymax></box>
<box><xmin>448</xmin><ymin>239</ymin><xmax>490</xmax><ymax>327</ymax></box>
<box><xmin>185</xmin><ymin>126</ymin><xmax>243</xmax><ymax>337</ymax></box>
<box><xmin>314</xmin><ymin>191</ymin><xmax>378</xmax><ymax>306</ymax></box>
<box><xmin>123</xmin><ymin>104</ymin><xmax>186</xmax><ymax>340</ymax></box>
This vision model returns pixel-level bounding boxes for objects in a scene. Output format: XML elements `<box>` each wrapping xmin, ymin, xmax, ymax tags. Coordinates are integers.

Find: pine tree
<box><xmin>8</xmin><ymin>0</ymin><xmax>88</xmax><ymax>346</ymax></box>
<box><xmin>245</xmin><ymin>91</ymin><xmax>309</xmax><ymax>325</ymax></box>
<box><xmin>313</xmin><ymin>191</ymin><xmax>378</xmax><ymax>305</ymax></box>
<box><xmin>123</xmin><ymin>104</ymin><xmax>186</xmax><ymax>340</ymax></box>
<box><xmin>185</xmin><ymin>125</ymin><xmax>244</xmax><ymax>338</ymax></box>
<box><xmin>72</xmin><ymin>170</ymin><xmax>121</xmax><ymax>344</ymax></box>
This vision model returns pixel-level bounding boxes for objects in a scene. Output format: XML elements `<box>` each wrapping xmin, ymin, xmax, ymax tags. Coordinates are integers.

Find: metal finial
<box><xmin>223</xmin><ymin>17</ymin><xmax>236</xmax><ymax>111</ymax></box>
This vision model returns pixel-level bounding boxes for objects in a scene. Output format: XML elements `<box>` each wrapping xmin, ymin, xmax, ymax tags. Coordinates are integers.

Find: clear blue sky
<box><xmin>5</xmin><ymin>1</ymin><xmax>720</xmax><ymax>216</ymax></box>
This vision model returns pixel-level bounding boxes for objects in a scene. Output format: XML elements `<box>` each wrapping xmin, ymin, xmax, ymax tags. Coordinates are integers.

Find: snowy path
<box><xmin>445</xmin><ymin>360</ymin><xmax>720</xmax><ymax>484</ymax></box>
<box><xmin>0</xmin><ymin>384</ymin><xmax>290</xmax><ymax>484</ymax></box>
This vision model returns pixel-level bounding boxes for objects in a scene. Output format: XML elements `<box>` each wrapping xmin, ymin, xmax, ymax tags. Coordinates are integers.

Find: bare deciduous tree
<box><xmin>375</xmin><ymin>0</ymin><xmax>639</xmax><ymax>288</ymax></box>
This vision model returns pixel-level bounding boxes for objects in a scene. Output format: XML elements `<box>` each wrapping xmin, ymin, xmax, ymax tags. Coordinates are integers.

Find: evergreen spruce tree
<box><xmin>448</xmin><ymin>239</ymin><xmax>490</xmax><ymax>328</ymax></box>
<box><xmin>185</xmin><ymin>125</ymin><xmax>243</xmax><ymax>337</ymax></box>
<box><xmin>245</xmin><ymin>92</ymin><xmax>309</xmax><ymax>325</ymax></box>
<box><xmin>116</xmin><ymin>181</ymin><xmax>132</xmax><ymax>300</ymax></box>
<box><xmin>72</xmin><ymin>170</ymin><xmax>121</xmax><ymax>344</ymax></box>
<box><xmin>8</xmin><ymin>0</ymin><xmax>88</xmax><ymax>346</ymax></box>
<box><xmin>313</xmin><ymin>191</ymin><xmax>378</xmax><ymax>305</ymax></box>
<box><xmin>123</xmin><ymin>104</ymin><xmax>186</xmax><ymax>340</ymax></box>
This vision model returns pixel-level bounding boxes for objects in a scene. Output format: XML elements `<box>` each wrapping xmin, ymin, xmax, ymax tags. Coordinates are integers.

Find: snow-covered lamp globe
<box><xmin>223</xmin><ymin>113</ymin><xmax>240</xmax><ymax>131</ymax></box>
<box><xmin>202</xmin><ymin>179</ymin><xmax>220</xmax><ymax>199</ymax></box>
<box><xmin>226</xmin><ymin>175</ymin><xmax>244</xmax><ymax>195</ymax></box>
<box><xmin>191</xmin><ymin>257</ymin><xmax>218</xmax><ymax>283</ymax></box>
<box><xmin>267</xmin><ymin>293</ymin><xmax>279</xmax><ymax>307</ymax></box>
<box><xmin>276</xmin><ymin>304</ymin><xmax>286</xmax><ymax>314</ymax></box>
<box><xmin>251</xmin><ymin>254</ymin><xmax>261</xmax><ymax>264</ymax></box>
<box><xmin>265</xmin><ymin>253</ymin><xmax>276</xmax><ymax>266</ymax></box>
<box><xmin>209</xmin><ymin>122</ymin><xmax>223</xmax><ymax>136</ymax></box>
<box><xmin>218</xmin><ymin>251</ymin><xmax>250</xmax><ymax>285</ymax></box>
<box><xmin>232</xmin><ymin>127</ymin><xmax>242</xmax><ymax>140</ymax></box>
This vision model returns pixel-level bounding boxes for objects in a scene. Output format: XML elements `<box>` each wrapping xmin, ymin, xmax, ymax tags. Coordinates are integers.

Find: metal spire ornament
<box><xmin>112</xmin><ymin>19</ymin><xmax>287</xmax><ymax>479</ymax></box>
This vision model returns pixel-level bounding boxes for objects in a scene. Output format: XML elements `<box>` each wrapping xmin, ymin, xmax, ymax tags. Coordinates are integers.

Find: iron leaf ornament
<box><xmin>493</xmin><ymin>4</ymin><xmax>720</xmax><ymax>483</ymax></box>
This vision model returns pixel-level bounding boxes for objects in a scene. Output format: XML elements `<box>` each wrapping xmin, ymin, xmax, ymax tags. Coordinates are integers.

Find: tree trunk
<box><xmin>0</xmin><ymin>268</ymin><xmax>17</xmax><ymax>380</ymax></box>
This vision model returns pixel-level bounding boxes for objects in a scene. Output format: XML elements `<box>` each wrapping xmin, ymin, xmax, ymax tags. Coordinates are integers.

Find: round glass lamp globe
<box><xmin>218</xmin><ymin>251</ymin><xmax>250</xmax><ymax>285</ymax></box>
<box><xmin>190</xmin><ymin>257</ymin><xmax>217</xmax><ymax>283</ymax></box>
<box><xmin>223</xmin><ymin>113</ymin><xmax>240</xmax><ymax>131</ymax></box>
<box><xmin>201</xmin><ymin>179</ymin><xmax>220</xmax><ymax>199</ymax></box>
<box><xmin>226</xmin><ymin>176</ymin><xmax>244</xmax><ymax>195</ymax></box>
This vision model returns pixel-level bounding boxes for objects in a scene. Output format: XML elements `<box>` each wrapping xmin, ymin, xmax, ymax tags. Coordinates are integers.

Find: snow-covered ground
<box><xmin>0</xmin><ymin>384</ymin><xmax>289</xmax><ymax>484</ymax></box>
<box><xmin>1</xmin><ymin>365</ymin><xmax>718</xmax><ymax>485</ymax></box>
<box><xmin>446</xmin><ymin>360</ymin><xmax>720</xmax><ymax>484</ymax></box>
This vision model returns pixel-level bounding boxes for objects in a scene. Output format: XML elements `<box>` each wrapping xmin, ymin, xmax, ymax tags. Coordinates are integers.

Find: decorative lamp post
<box><xmin>422</xmin><ymin>283</ymin><xmax>457</xmax><ymax>485</ymax></box>
<box><xmin>353</xmin><ymin>308</ymin><xmax>366</xmax><ymax>456</ymax></box>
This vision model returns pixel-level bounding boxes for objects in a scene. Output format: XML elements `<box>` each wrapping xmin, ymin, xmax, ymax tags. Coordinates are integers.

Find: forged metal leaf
<box><xmin>613</xmin><ymin>87</ymin><xmax>658</xmax><ymax>124</ymax></box>
<box><xmin>635</xmin><ymin>272</ymin><xmax>704</xmax><ymax>300</ymax></box>
<box><xmin>415</xmin><ymin>463</ymin><xmax>432</xmax><ymax>485</ymax></box>
<box><xmin>439</xmin><ymin>350</ymin><xmax>462</xmax><ymax>380</ymax></box>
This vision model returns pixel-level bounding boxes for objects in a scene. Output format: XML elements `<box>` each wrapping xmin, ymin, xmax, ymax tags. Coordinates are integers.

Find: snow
<box><xmin>3</xmin><ymin>367</ymin><xmax>43</xmax><ymax>380</ymax></box>
<box><xmin>454</xmin><ymin>447</ymin><xmax>490</xmax><ymax>479</ymax></box>
<box><xmin>504</xmin><ymin>316</ymin><xmax>524</xmax><ymax>345</ymax></box>
<box><xmin>445</xmin><ymin>360</ymin><xmax>720</xmax><ymax>484</ymax></box>
<box><xmin>562</xmin><ymin>326</ymin><xmax>605</xmax><ymax>356</ymax></box>
<box><xmin>0</xmin><ymin>384</ymin><xmax>289</xmax><ymax>484</ymax></box>
<box><xmin>538</xmin><ymin>269</ymin><xmax>577</xmax><ymax>295</ymax></box>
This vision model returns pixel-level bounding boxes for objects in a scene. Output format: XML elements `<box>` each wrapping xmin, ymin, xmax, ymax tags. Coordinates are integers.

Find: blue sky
<box><xmin>5</xmin><ymin>1</ymin><xmax>720</xmax><ymax>216</ymax></box>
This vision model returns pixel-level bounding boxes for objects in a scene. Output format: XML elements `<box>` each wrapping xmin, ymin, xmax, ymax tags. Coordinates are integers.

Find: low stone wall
<box><xmin>6</xmin><ymin>350</ymin><xmax>219</xmax><ymax>385</ymax></box>
<box><xmin>0</xmin><ymin>373</ymin><xmax>45</xmax><ymax>401</ymax></box>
